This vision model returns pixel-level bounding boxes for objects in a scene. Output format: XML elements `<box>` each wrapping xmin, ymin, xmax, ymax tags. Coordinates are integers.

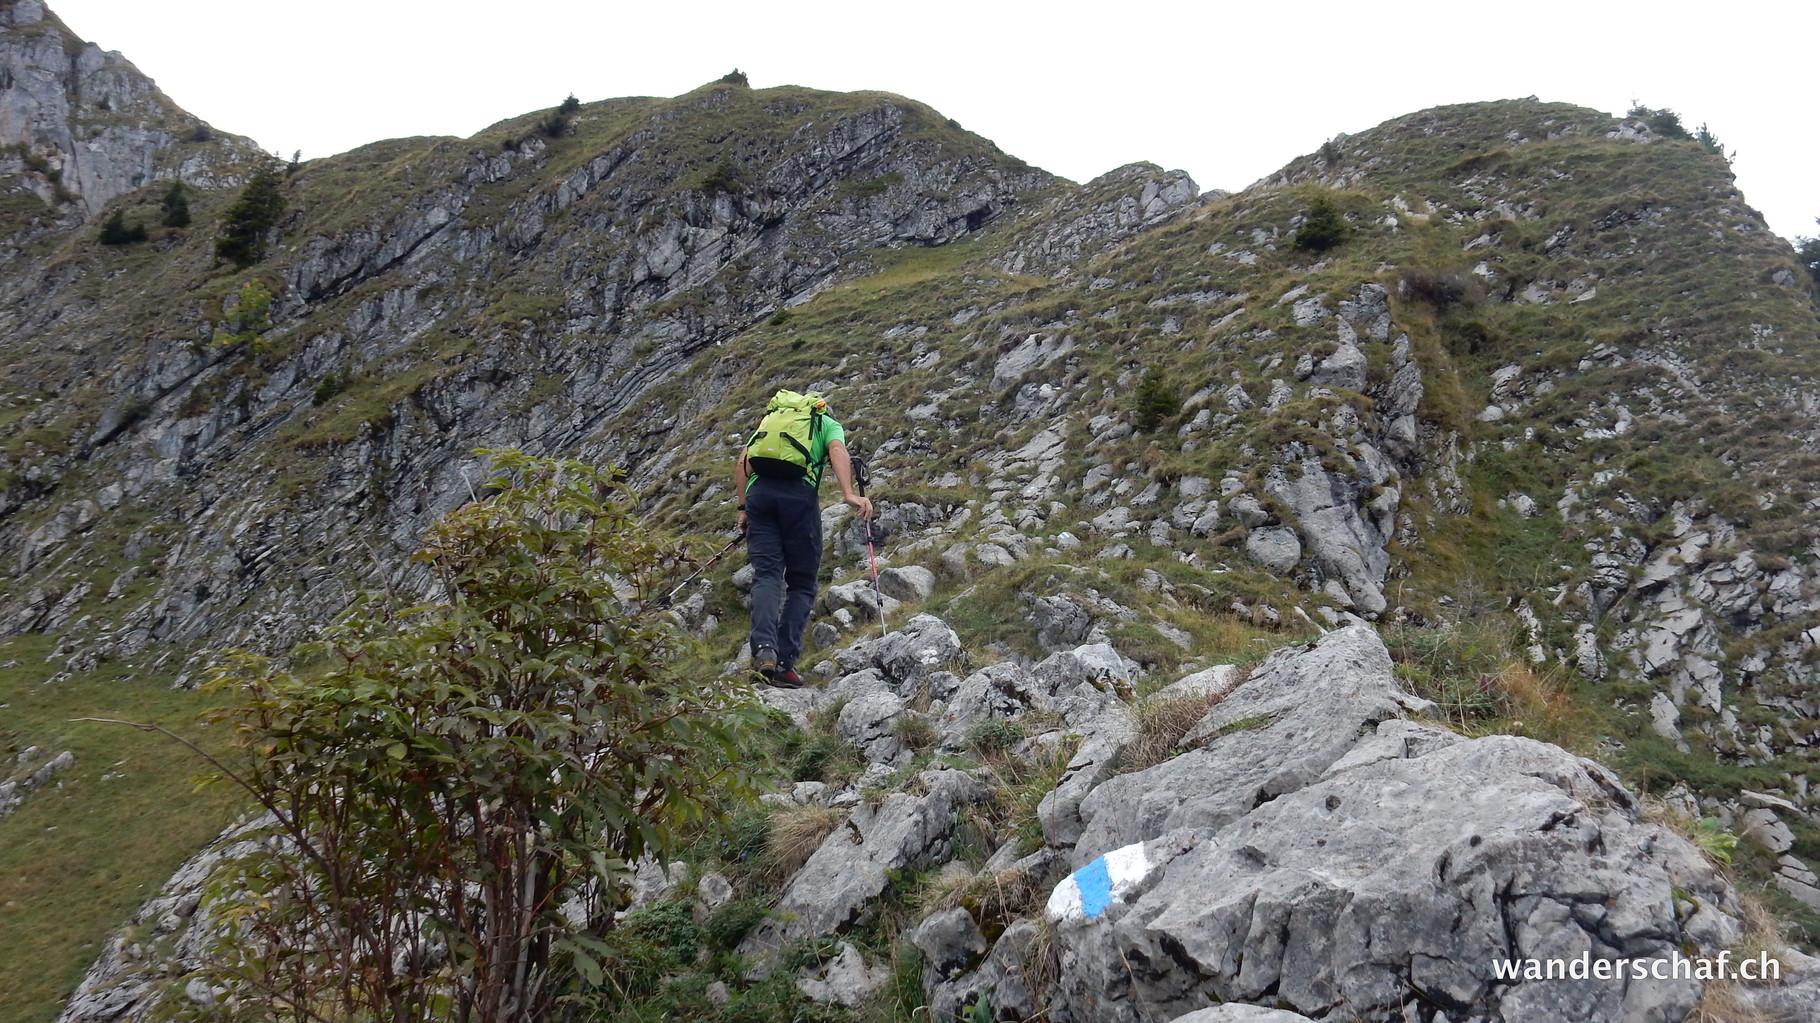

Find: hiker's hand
<box><xmin>736</xmin><ymin>509</ymin><xmax>747</xmax><ymax>534</ymax></box>
<box><xmin>845</xmin><ymin>494</ymin><xmax>872</xmax><ymax>520</ymax></box>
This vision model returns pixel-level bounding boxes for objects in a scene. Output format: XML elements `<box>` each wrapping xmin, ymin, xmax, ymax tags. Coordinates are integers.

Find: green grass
<box><xmin>0</xmin><ymin>635</ymin><xmax>244</xmax><ymax>1023</ymax></box>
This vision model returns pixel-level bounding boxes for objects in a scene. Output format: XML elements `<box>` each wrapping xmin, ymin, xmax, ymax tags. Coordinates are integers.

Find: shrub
<box><xmin>1398</xmin><ymin>266</ymin><xmax>1481</xmax><ymax>311</ymax></box>
<box><xmin>1626</xmin><ymin>103</ymin><xmax>1691</xmax><ymax>140</ymax></box>
<box><xmin>98</xmin><ymin>209</ymin><xmax>146</xmax><ymax>245</ymax></box>
<box><xmin>1293</xmin><ymin>195</ymin><xmax>1350</xmax><ymax>252</ymax></box>
<box><xmin>192</xmin><ymin>451</ymin><xmax>767</xmax><ymax>1022</ymax></box>
<box><xmin>537</xmin><ymin>111</ymin><xmax>570</xmax><ymax>138</ymax></box>
<box><xmin>213</xmin><ymin>167</ymin><xmax>285</xmax><ymax>267</ymax></box>
<box><xmin>311</xmin><ymin>370</ymin><xmax>345</xmax><ymax>406</ymax></box>
<box><xmin>1694</xmin><ymin>123</ymin><xmax>1730</xmax><ymax>160</ymax></box>
<box><xmin>965</xmin><ymin>718</ymin><xmax>1024</xmax><ymax>754</ymax></box>
<box><xmin>719</xmin><ymin>68</ymin><xmax>749</xmax><ymax>86</ymax></box>
<box><xmin>213</xmin><ymin>279</ymin><xmax>274</xmax><ymax>354</ymax></box>
<box><xmin>699</xmin><ymin>160</ymin><xmax>745</xmax><ymax>194</ymax></box>
<box><xmin>702</xmin><ymin>898</ymin><xmax>769</xmax><ymax>951</ymax></box>
<box><xmin>558</xmin><ymin>93</ymin><xmax>581</xmax><ymax>115</ymax></box>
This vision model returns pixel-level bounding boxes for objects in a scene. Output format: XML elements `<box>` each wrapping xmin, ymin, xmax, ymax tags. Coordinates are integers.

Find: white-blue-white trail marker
<box><xmin>1047</xmin><ymin>842</ymin><xmax>1153</xmax><ymax>924</ymax></box>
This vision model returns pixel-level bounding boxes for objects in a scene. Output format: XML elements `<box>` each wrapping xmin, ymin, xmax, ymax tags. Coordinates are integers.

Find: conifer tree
<box><xmin>214</xmin><ymin>167</ymin><xmax>285</xmax><ymax>267</ymax></box>
<box><xmin>160</xmin><ymin>180</ymin><xmax>190</xmax><ymax>228</ymax></box>
<box><xmin>1797</xmin><ymin>220</ymin><xmax>1820</xmax><ymax>289</ymax></box>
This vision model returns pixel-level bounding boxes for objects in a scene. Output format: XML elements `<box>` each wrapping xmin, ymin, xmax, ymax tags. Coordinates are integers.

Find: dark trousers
<box><xmin>746</xmin><ymin>477</ymin><xmax>823</xmax><ymax>669</ymax></box>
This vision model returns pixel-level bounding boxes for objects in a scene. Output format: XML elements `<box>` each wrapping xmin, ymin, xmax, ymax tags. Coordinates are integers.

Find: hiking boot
<box><xmin>752</xmin><ymin>646</ymin><xmax>781</xmax><ymax>681</ymax></box>
<box><xmin>768</xmin><ymin>667</ymin><xmax>806</xmax><ymax>689</ymax></box>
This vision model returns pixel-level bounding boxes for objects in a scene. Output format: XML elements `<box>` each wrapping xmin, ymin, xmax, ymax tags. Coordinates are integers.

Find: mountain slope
<box><xmin>4</xmin><ymin>5</ymin><xmax>1820</xmax><ymax>1019</ymax></box>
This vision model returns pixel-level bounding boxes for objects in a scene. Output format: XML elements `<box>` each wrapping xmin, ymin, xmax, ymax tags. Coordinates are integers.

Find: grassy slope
<box><xmin>0</xmin><ymin>636</ymin><xmax>242</xmax><ymax>1023</ymax></box>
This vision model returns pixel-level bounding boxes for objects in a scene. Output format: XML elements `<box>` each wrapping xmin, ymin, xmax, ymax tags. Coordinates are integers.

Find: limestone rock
<box><xmin>1245</xmin><ymin>525</ymin><xmax>1301</xmax><ymax>574</ymax></box>
<box><xmin>912</xmin><ymin>906</ymin><xmax>987</xmax><ymax>981</ymax></box>
<box><xmin>1263</xmin><ymin>458</ymin><xmax>1391</xmax><ymax>614</ymax></box>
<box><xmin>877</xmin><ymin>565</ymin><xmax>936</xmax><ymax>602</ymax></box>
<box><xmin>795</xmin><ymin>942</ymin><xmax>889</xmax><ymax>1008</ymax></box>
<box><xmin>739</xmin><ymin>768</ymin><xmax>987</xmax><ymax>961</ymax></box>
<box><xmin>1045</xmin><ymin>628</ymin><xmax>1741</xmax><ymax>1023</ymax></box>
<box><xmin>1306</xmin><ymin>342</ymin><xmax>1366</xmax><ymax>391</ymax></box>
<box><xmin>1168</xmin><ymin>1006</ymin><xmax>1316</xmax><ymax>1023</ymax></box>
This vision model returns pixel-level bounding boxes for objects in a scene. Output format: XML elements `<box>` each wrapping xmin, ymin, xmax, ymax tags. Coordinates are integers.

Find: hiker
<box><xmin>735</xmin><ymin>390</ymin><xmax>871</xmax><ymax>687</ymax></box>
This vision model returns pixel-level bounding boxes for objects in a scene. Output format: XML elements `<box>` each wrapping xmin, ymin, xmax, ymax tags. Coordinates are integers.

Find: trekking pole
<box><xmin>655</xmin><ymin>533</ymin><xmax>744</xmax><ymax>609</ymax></box>
<box><xmin>853</xmin><ymin>455</ymin><xmax>889</xmax><ymax>640</ymax></box>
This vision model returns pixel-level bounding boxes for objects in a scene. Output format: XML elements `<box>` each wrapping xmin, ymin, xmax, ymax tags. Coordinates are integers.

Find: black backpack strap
<box><xmin>807</xmin><ymin>406</ymin><xmax>829</xmax><ymax>485</ymax></box>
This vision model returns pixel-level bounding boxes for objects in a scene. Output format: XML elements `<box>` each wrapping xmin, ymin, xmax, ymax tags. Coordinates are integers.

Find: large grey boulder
<box><xmin>925</xmin><ymin>918</ymin><xmax>1045</xmax><ymax>1022</ymax></box>
<box><xmin>1043</xmin><ymin>628</ymin><xmax>1744</xmax><ymax>1023</ymax></box>
<box><xmin>1306</xmin><ymin>341</ymin><xmax>1367</xmax><ymax>391</ymax></box>
<box><xmin>1244</xmin><ymin>525</ymin><xmax>1301</xmax><ymax>574</ymax></box>
<box><xmin>1038</xmin><ymin>705</ymin><xmax>1137</xmax><ymax>848</ymax></box>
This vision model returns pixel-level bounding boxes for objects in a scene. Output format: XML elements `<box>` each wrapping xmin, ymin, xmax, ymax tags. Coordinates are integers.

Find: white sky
<box><xmin>45</xmin><ymin>0</ymin><xmax>1819</xmax><ymax>242</ymax></box>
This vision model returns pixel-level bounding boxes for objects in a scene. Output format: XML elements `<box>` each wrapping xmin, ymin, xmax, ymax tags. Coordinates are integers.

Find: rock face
<box><xmin>55</xmin><ymin>820</ymin><xmax>265</xmax><ymax>1023</ymax></box>
<box><xmin>1044</xmin><ymin>627</ymin><xmax>1742</xmax><ymax>1023</ymax></box>
<box><xmin>0</xmin><ymin>1</ymin><xmax>260</xmax><ymax>211</ymax></box>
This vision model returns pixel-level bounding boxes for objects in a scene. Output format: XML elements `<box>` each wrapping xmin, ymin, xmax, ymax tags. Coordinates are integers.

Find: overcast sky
<box><xmin>46</xmin><ymin>0</ymin><xmax>1818</xmax><ymax>242</ymax></box>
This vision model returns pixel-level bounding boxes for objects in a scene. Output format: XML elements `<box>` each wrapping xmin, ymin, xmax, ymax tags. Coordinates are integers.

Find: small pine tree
<box><xmin>558</xmin><ymin>93</ymin><xmax>580</xmax><ymax>115</ymax></box>
<box><xmin>160</xmin><ymin>181</ymin><xmax>190</xmax><ymax>228</ymax></box>
<box><xmin>214</xmin><ymin>167</ymin><xmax>286</xmax><ymax>267</ymax></box>
<box><xmin>1293</xmin><ymin>196</ymin><xmax>1350</xmax><ymax>252</ymax></box>
<box><xmin>1134</xmin><ymin>368</ymin><xmax>1180</xmax><ymax>432</ymax></box>
<box><xmin>99</xmin><ymin>208</ymin><xmax>147</xmax><ymax>245</ymax></box>
<box><xmin>719</xmin><ymin>68</ymin><xmax>749</xmax><ymax>86</ymax></box>
<box><xmin>1693</xmin><ymin>123</ymin><xmax>1732</xmax><ymax>161</ymax></box>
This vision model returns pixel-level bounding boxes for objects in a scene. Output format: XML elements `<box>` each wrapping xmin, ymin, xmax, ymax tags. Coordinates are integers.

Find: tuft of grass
<box><xmin>767</xmin><ymin>804</ymin><xmax>845</xmax><ymax>877</ymax></box>
<box><xmin>968</xmin><ymin>739</ymin><xmax>1076</xmax><ymax>857</ymax></box>
<box><xmin>1122</xmin><ymin>690</ymin><xmax>1225</xmax><ymax>774</ymax></box>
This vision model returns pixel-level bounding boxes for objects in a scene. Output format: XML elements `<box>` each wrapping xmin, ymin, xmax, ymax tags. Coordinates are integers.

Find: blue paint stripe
<box><xmin>1077</xmin><ymin>856</ymin><xmax>1113</xmax><ymax>918</ymax></box>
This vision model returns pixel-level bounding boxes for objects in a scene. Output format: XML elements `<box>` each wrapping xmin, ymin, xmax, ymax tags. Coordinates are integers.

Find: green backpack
<box><xmin>747</xmin><ymin>389</ymin><xmax>829</xmax><ymax>481</ymax></box>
